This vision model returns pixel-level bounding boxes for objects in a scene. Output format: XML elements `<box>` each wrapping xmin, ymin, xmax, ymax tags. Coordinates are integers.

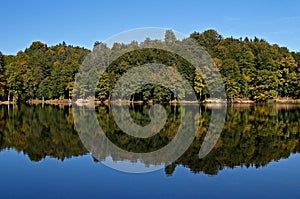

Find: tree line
<box><xmin>0</xmin><ymin>42</ymin><xmax>90</xmax><ymax>101</ymax></box>
<box><xmin>0</xmin><ymin>30</ymin><xmax>299</xmax><ymax>102</ymax></box>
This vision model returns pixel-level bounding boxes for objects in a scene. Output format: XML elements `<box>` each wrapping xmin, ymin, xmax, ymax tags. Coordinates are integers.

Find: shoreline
<box><xmin>1</xmin><ymin>97</ymin><xmax>300</xmax><ymax>106</ymax></box>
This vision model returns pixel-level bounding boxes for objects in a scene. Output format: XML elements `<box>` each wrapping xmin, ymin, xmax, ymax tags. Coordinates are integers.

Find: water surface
<box><xmin>0</xmin><ymin>104</ymin><xmax>300</xmax><ymax>198</ymax></box>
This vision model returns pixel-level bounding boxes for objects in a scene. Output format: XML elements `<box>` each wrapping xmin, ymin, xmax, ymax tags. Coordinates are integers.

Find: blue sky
<box><xmin>1</xmin><ymin>0</ymin><xmax>300</xmax><ymax>55</ymax></box>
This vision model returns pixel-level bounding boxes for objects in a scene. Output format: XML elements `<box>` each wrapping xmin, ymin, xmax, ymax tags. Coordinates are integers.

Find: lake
<box><xmin>0</xmin><ymin>104</ymin><xmax>300</xmax><ymax>198</ymax></box>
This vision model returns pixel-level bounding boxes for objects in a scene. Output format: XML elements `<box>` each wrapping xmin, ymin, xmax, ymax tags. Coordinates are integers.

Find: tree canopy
<box><xmin>1</xmin><ymin>42</ymin><xmax>90</xmax><ymax>101</ymax></box>
<box><xmin>0</xmin><ymin>29</ymin><xmax>299</xmax><ymax>102</ymax></box>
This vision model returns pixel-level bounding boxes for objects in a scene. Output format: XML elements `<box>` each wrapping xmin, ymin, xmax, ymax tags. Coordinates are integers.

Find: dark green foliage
<box><xmin>190</xmin><ymin>29</ymin><xmax>222</xmax><ymax>56</ymax></box>
<box><xmin>97</xmin><ymin>47</ymin><xmax>196</xmax><ymax>102</ymax></box>
<box><xmin>2</xmin><ymin>42</ymin><xmax>90</xmax><ymax>101</ymax></box>
<box><xmin>191</xmin><ymin>31</ymin><xmax>300</xmax><ymax>101</ymax></box>
<box><xmin>0</xmin><ymin>52</ymin><xmax>5</xmax><ymax>98</ymax></box>
<box><xmin>1</xmin><ymin>29</ymin><xmax>300</xmax><ymax>102</ymax></box>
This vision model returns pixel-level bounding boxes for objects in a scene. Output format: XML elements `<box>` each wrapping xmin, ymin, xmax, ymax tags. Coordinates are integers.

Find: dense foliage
<box><xmin>1</xmin><ymin>42</ymin><xmax>90</xmax><ymax>101</ymax></box>
<box><xmin>190</xmin><ymin>30</ymin><xmax>300</xmax><ymax>101</ymax></box>
<box><xmin>0</xmin><ymin>30</ymin><xmax>299</xmax><ymax>102</ymax></box>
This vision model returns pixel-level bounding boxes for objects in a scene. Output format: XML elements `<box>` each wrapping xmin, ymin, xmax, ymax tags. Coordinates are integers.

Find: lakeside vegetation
<box><xmin>0</xmin><ymin>30</ymin><xmax>299</xmax><ymax>103</ymax></box>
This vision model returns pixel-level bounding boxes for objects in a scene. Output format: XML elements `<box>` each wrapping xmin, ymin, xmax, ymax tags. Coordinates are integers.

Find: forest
<box><xmin>0</xmin><ymin>29</ymin><xmax>300</xmax><ymax>102</ymax></box>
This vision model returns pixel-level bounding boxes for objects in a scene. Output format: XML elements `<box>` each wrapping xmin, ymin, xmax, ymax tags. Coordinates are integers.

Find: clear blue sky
<box><xmin>1</xmin><ymin>0</ymin><xmax>300</xmax><ymax>55</ymax></box>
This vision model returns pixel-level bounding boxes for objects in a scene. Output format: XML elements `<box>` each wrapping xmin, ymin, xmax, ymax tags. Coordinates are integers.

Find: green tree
<box><xmin>193</xmin><ymin>69</ymin><xmax>205</xmax><ymax>100</ymax></box>
<box><xmin>277</xmin><ymin>54</ymin><xmax>298</xmax><ymax>97</ymax></box>
<box><xmin>190</xmin><ymin>29</ymin><xmax>222</xmax><ymax>55</ymax></box>
<box><xmin>0</xmin><ymin>51</ymin><xmax>6</xmax><ymax>99</ymax></box>
<box><xmin>220</xmin><ymin>59</ymin><xmax>241</xmax><ymax>100</ymax></box>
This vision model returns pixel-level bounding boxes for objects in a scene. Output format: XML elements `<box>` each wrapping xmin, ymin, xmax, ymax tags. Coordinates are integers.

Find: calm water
<box><xmin>0</xmin><ymin>104</ymin><xmax>300</xmax><ymax>198</ymax></box>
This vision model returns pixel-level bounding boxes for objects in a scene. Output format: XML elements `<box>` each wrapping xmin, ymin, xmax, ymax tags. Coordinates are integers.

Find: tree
<box><xmin>164</xmin><ymin>30</ymin><xmax>177</xmax><ymax>45</ymax></box>
<box><xmin>193</xmin><ymin>69</ymin><xmax>205</xmax><ymax>100</ymax></box>
<box><xmin>190</xmin><ymin>29</ymin><xmax>222</xmax><ymax>55</ymax></box>
<box><xmin>0</xmin><ymin>31</ymin><xmax>299</xmax><ymax>102</ymax></box>
<box><xmin>220</xmin><ymin>59</ymin><xmax>241</xmax><ymax>100</ymax></box>
<box><xmin>0</xmin><ymin>52</ymin><xmax>5</xmax><ymax>99</ymax></box>
<box><xmin>277</xmin><ymin>55</ymin><xmax>298</xmax><ymax>97</ymax></box>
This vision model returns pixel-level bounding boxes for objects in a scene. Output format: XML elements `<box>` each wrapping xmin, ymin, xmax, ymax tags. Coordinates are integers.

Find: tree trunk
<box><xmin>42</xmin><ymin>95</ymin><xmax>45</xmax><ymax>108</ymax></box>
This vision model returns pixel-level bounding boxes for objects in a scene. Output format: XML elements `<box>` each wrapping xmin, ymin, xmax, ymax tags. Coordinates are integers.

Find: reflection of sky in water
<box><xmin>1</xmin><ymin>149</ymin><xmax>300</xmax><ymax>198</ymax></box>
<box><xmin>102</xmin><ymin>156</ymin><xmax>164</xmax><ymax>173</ymax></box>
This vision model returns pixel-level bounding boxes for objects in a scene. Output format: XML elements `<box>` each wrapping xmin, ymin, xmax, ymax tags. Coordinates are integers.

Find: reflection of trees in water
<box><xmin>97</xmin><ymin>105</ymin><xmax>184</xmax><ymax>153</ymax></box>
<box><xmin>0</xmin><ymin>105</ymin><xmax>88</xmax><ymax>161</ymax></box>
<box><xmin>0</xmin><ymin>104</ymin><xmax>300</xmax><ymax>176</ymax></box>
<box><xmin>171</xmin><ymin>105</ymin><xmax>300</xmax><ymax>175</ymax></box>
